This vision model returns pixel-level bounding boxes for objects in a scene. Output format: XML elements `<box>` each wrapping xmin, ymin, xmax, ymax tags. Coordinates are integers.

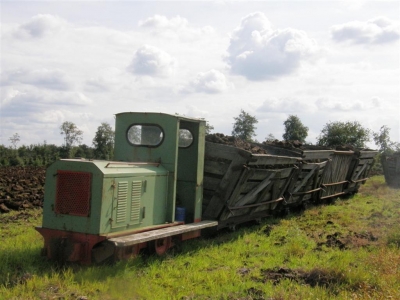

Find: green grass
<box><xmin>1</xmin><ymin>175</ymin><xmax>399</xmax><ymax>299</ymax></box>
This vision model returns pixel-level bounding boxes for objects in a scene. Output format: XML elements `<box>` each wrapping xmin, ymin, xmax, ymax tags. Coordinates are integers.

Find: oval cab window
<box><xmin>127</xmin><ymin>125</ymin><xmax>164</xmax><ymax>146</ymax></box>
<box><xmin>179</xmin><ymin>129</ymin><xmax>193</xmax><ymax>148</ymax></box>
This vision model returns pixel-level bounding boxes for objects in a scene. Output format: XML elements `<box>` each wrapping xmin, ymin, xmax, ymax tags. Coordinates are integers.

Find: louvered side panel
<box><xmin>116</xmin><ymin>181</ymin><xmax>128</xmax><ymax>223</ymax></box>
<box><xmin>130</xmin><ymin>181</ymin><xmax>142</xmax><ymax>225</ymax></box>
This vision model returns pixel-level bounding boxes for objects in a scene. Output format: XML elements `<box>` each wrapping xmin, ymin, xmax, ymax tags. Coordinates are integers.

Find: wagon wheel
<box><xmin>151</xmin><ymin>237</ymin><xmax>172</xmax><ymax>256</ymax></box>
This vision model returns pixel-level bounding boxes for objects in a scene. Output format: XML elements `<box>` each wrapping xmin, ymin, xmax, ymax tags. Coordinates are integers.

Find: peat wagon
<box><xmin>318</xmin><ymin>149</ymin><xmax>379</xmax><ymax>200</ymax></box>
<box><xmin>258</xmin><ymin>142</ymin><xmax>334</xmax><ymax>208</ymax></box>
<box><xmin>319</xmin><ymin>150</ymin><xmax>355</xmax><ymax>201</ymax></box>
<box><xmin>202</xmin><ymin>141</ymin><xmax>300</xmax><ymax>230</ymax></box>
<box><xmin>283</xmin><ymin>149</ymin><xmax>333</xmax><ymax>207</ymax></box>
<box><xmin>345</xmin><ymin>149</ymin><xmax>379</xmax><ymax>193</ymax></box>
<box><xmin>382</xmin><ymin>153</ymin><xmax>400</xmax><ymax>188</ymax></box>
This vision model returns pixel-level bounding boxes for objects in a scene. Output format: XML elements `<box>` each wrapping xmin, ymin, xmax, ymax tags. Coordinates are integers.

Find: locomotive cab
<box><xmin>114</xmin><ymin>112</ymin><xmax>205</xmax><ymax>225</ymax></box>
<box><xmin>36</xmin><ymin>112</ymin><xmax>217</xmax><ymax>264</ymax></box>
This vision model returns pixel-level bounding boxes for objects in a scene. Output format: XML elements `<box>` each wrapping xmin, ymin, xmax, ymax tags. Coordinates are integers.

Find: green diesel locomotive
<box><xmin>36</xmin><ymin>112</ymin><xmax>217</xmax><ymax>264</ymax></box>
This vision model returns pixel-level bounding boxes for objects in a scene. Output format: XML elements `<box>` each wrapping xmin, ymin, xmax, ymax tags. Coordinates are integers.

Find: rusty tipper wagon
<box><xmin>202</xmin><ymin>141</ymin><xmax>301</xmax><ymax>230</ymax></box>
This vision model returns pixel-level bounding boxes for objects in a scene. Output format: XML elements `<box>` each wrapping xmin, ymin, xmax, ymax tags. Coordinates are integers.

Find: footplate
<box><xmin>108</xmin><ymin>220</ymin><xmax>218</xmax><ymax>247</ymax></box>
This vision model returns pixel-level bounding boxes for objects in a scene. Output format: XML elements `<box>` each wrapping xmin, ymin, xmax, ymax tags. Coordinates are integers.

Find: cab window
<box><xmin>127</xmin><ymin>124</ymin><xmax>164</xmax><ymax>146</ymax></box>
<box><xmin>179</xmin><ymin>129</ymin><xmax>193</xmax><ymax>148</ymax></box>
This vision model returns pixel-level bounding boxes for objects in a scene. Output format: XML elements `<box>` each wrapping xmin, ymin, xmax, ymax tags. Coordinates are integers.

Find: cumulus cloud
<box><xmin>331</xmin><ymin>16</ymin><xmax>400</xmax><ymax>45</ymax></box>
<box><xmin>84</xmin><ymin>68</ymin><xmax>123</xmax><ymax>93</ymax></box>
<box><xmin>257</xmin><ymin>96</ymin><xmax>382</xmax><ymax>115</ymax></box>
<box><xmin>257</xmin><ymin>97</ymin><xmax>315</xmax><ymax>113</ymax></box>
<box><xmin>185</xmin><ymin>105</ymin><xmax>210</xmax><ymax>119</ymax></box>
<box><xmin>127</xmin><ymin>45</ymin><xmax>176</xmax><ymax>77</ymax></box>
<box><xmin>1</xmin><ymin>88</ymin><xmax>92</xmax><ymax>119</ymax></box>
<box><xmin>227</xmin><ymin>12</ymin><xmax>319</xmax><ymax>81</ymax></box>
<box><xmin>138</xmin><ymin>15</ymin><xmax>214</xmax><ymax>40</ymax></box>
<box><xmin>32</xmin><ymin>110</ymin><xmax>66</xmax><ymax>123</ymax></box>
<box><xmin>139</xmin><ymin>14</ymin><xmax>189</xmax><ymax>29</ymax></box>
<box><xmin>316</xmin><ymin>97</ymin><xmax>381</xmax><ymax>111</ymax></box>
<box><xmin>184</xmin><ymin>69</ymin><xmax>233</xmax><ymax>94</ymax></box>
<box><xmin>14</xmin><ymin>14</ymin><xmax>66</xmax><ymax>39</ymax></box>
<box><xmin>0</xmin><ymin>87</ymin><xmax>25</xmax><ymax>106</ymax></box>
<box><xmin>1</xmin><ymin>68</ymin><xmax>73</xmax><ymax>90</ymax></box>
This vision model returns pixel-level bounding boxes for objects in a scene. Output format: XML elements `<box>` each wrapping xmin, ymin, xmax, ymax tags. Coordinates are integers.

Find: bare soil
<box><xmin>0</xmin><ymin>166</ymin><xmax>45</xmax><ymax>213</ymax></box>
<box><xmin>257</xmin><ymin>266</ymin><xmax>346</xmax><ymax>288</ymax></box>
<box><xmin>316</xmin><ymin>231</ymin><xmax>379</xmax><ymax>251</ymax></box>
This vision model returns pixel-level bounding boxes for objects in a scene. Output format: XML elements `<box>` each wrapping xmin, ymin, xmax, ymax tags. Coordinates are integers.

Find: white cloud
<box><xmin>0</xmin><ymin>87</ymin><xmax>25</xmax><ymax>106</ymax></box>
<box><xmin>32</xmin><ymin>110</ymin><xmax>66</xmax><ymax>124</ymax></box>
<box><xmin>257</xmin><ymin>97</ymin><xmax>316</xmax><ymax>113</ymax></box>
<box><xmin>84</xmin><ymin>67</ymin><xmax>123</xmax><ymax>93</ymax></box>
<box><xmin>331</xmin><ymin>16</ymin><xmax>400</xmax><ymax>45</ymax></box>
<box><xmin>185</xmin><ymin>105</ymin><xmax>210</xmax><ymax>119</ymax></box>
<box><xmin>2</xmin><ymin>68</ymin><xmax>73</xmax><ymax>90</ymax></box>
<box><xmin>227</xmin><ymin>12</ymin><xmax>319</xmax><ymax>81</ymax></box>
<box><xmin>138</xmin><ymin>15</ymin><xmax>214</xmax><ymax>41</ymax></box>
<box><xmin>14</xmin><ymin>14</ymin><xmax>66</xmax><ymax>39</ymax></box>
<box><xmin>1</xmin><ymin>89</ymin><xmax>93</xmax><ymax>119</ymax></box>
<box><xmin>257</xmin><ymin>95</ymin><xmax>382</xmax><ymax>116</ymax></box>
<box><xmin>316</xmin><ymin>97</ymin><xmax>382</xmax><ymax>111</ymax></box>
<box><xmin>184</xmin><ymin>69</ymin><xmax>233</xmax><ymax>94</ymax></box>
<box><xmin>139</xmin><ymin>14</ymin><xmax>189</xmax><ymax>29</ymax></box>
<box><xmin>127</xmin><ymin>45</ymin><xmax>176</xmax><ymax>77</ymax></box>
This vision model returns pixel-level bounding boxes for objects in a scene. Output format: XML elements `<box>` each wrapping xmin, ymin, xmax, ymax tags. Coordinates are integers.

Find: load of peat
<box><xmin>205</xmin><ymin>133</ymin><xmax>268</xmax><ymax>154</ymax></box>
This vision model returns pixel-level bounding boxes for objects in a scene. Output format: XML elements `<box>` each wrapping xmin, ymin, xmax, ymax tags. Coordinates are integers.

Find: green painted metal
<box><xmin>114</xmin><ymin>112</ymin><xmax>206</xmax><ymax>224</ymax></box>
<box><xmin>177</xmin><ymin>119</ymin><xmax>206</xmax><ymax>222</ymax></box>
<box><xmin>42</xmin><ymin>159</ymin><xmax>168</xmax><ymax>235</ymax></box>
<box><xmin>42</xmin><ymin>112</ymin><xmax>206</xmax><ymax>237</ymax></box>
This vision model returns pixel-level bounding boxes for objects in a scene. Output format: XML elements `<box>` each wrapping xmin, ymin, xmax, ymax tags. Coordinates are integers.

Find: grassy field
<box><xmin>0</xmin><ymin>175</ymin><xmax>399</xmax><ymax>300</ymax></box>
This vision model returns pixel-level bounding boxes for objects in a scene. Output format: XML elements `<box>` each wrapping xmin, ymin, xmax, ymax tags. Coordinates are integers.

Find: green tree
<box><xmin>75</xmin><ymin>144</ymin><xmax>95</xmax><ymax>159</ymax></box>
<box><xmin>9</xmin><ymin>133</ymin><xmax>20</xmax><ymax>149</ymax></box>
<box><xmin>60</xmin><ymin>121</ymin><xmax>83</xmax><ymax>148</ymax></box>
<box><xmin>317</xmin><ymin>121</ymin><xmax>370</xmax><ymax>148</ymax></box>
<box><xmin>282</xmin><ymin>115</ymin><xmax>308</xmax><ymax>143</ymax></box>
<box><xmin>373</xmin><ymin>125</ymin><xmax>400</xmax><ymax>154</ymax></box>
<box><xmin>205</xmin><ymin>121</ymin><xmax>214</xmax><ymax>135</ymax></box>
<box><xmin>93</xmin><ymin>122</ymin><xmax>115</xmax><ymax>160</ymax></box>
<box><xmin>232</xmin><ymin>109</ymin><xmax>258</xmax><ymax>142</ymax></box>
<box><xmin>265</xmin><ymin>133</ymin><xmax>276</xmax><ymax>142</ymax></box>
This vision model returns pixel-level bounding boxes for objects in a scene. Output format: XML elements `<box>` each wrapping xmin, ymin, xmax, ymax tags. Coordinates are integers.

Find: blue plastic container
<box><xmin>175</xmin><ymin>206</ymin><xmax>186</xmax><ymax>222</ymax></box>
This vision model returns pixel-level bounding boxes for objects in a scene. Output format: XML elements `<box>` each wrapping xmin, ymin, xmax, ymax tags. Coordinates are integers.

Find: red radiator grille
<box><xmin>55</xmin><ymin>170</ymin><xmax>91</xmax><ymax>217</ymax></box>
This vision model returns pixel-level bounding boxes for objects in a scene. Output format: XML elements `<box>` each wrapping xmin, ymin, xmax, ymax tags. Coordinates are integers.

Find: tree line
<box><xmin>231</xmin><ymin>109</ymin><xmax>399</xmax><ymax>175</ymax></box>
<box><xmin>0</xmin><ymin>122</ymin><xmax>114</xmax><ymax>167</ymax></box>
<box><xmin>231</xmin><ymin>109</ymin><xmax>399</xmax><ymax>153</ymax></box>
<box><xmin>1</xmin><ymin>111</ymin><xmax>399</xmax><ymax>168</ymax></box>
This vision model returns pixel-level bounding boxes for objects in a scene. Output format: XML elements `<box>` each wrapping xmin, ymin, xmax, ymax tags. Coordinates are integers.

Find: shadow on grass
<box><xmin>0</xmin><ymin>243</ymin><xmax>146</xmax><ymax>288</ymax></box>
<box><xmin>0</xmin><ymin>246</ymin><xmax>54</xmax><ymax>288</ymax></box>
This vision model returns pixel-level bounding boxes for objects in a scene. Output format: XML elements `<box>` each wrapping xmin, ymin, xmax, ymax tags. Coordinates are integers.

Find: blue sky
<box><xmin>1</xmin><ymin>1</ymin><xmax>399</xmax><ymax>147</ymax></box>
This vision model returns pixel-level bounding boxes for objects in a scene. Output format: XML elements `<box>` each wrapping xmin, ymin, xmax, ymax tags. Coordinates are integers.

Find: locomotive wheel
<box><xmin>151</xmin><ymin>237</ymin><xmax>172</xmax><ymax>256</ymax></box>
